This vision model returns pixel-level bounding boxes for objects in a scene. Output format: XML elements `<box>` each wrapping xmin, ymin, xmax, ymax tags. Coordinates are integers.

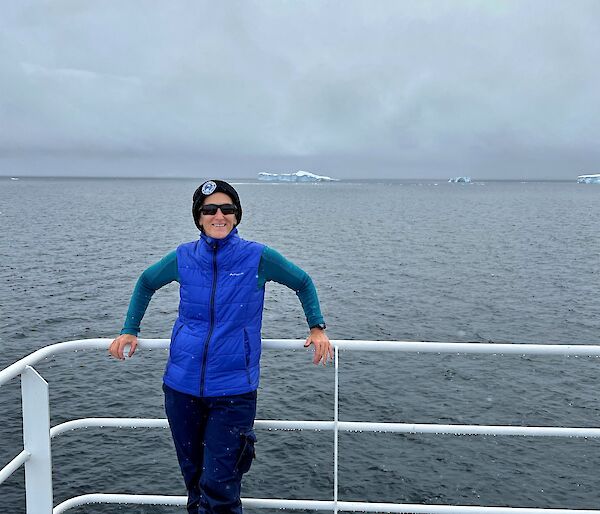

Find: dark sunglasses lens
<box><xmin>220</xmin><ymin>204</ymin><xmax>237</xmax><ymax>215</ymax></box>
<box><xmin>200</xmin><ymin>204</ymin><xmax>218</xmax><ymax>215</ymax></box>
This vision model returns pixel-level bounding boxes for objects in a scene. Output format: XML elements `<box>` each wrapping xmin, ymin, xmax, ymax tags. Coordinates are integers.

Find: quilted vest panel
<box><xmin>163</xmin><ymin>229</ymin><xmax>265</xmax><ymax>397</ymax></box>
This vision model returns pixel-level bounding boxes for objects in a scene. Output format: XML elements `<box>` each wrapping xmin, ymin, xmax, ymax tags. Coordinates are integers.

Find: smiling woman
<box><xmin>197</xmin><ymin>193</ymin><xmax>238</xmax><ymax>238</ymax></box>
<box><xmin>192</xmin><ymin>179</ymin><xmax>243</xmax><ymax>238</ymax></box>
<box><xmin>108</xmin><ymin>179</ymin><xmax>332</xmax><ymax>514</ymax></box>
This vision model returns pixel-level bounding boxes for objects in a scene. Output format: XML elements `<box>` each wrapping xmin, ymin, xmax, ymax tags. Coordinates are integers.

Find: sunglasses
<box><xmin>200</xmin><ymin>203</ymin><xmax>238</xmax><ymax>216</ymax></box>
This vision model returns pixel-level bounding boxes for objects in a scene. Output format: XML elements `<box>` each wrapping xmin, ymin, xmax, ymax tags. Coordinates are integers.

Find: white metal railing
<box><xmin>2</xmin><ymin>339</ymin><xmax>600</xmax><ymax>513</ymax></box>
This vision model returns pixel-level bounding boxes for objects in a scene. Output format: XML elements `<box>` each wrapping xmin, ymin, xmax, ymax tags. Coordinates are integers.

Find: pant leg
<box><xmin>163</xmin><ymin>383</ymin><xmax>208</xmax><ymax>514</ymax></box>
<box><xmin>199</xmin><ymin>391</ymin><xmax>257</xmax><ymax>514</ymax></box>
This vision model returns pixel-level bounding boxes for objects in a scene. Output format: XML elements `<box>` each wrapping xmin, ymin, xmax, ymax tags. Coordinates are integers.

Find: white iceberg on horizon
<box><xmin>448</xmin><ymin>176</ymin><xmax>472</xmax><ymax>183</ymax></box>
<box><xmin>258</xmin><ymin>170</ymin><xmax>338</xmax><ymax>182</ymax></box>
<box><xmin>577</xmin><ymin>174</ymin><xmax>600</xmax><ymax>184</ymax></box>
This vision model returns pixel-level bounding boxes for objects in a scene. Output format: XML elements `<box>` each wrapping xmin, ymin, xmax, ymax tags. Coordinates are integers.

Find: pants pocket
<box><xmin>235</xmin><ymin>429</ymin><xmax>257</xmax><ymax>475</ymax></box>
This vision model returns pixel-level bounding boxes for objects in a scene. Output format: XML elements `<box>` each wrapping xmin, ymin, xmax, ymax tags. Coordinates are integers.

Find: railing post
<box><xmin>333</xmin><ymin>346</ymin><xmax>339</xmax><ymax>514</ymax></box>
<box><xmin>21</xmin><ymin>365</ymin><xmax>53</xmax><ymax>514</ymax></box>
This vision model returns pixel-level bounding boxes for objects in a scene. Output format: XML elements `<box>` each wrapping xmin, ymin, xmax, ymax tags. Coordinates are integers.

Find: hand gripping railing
<box><xmin>3</xmin><ymin>339</ymin><xmax>600</xmax><ymax>513</ymax></box>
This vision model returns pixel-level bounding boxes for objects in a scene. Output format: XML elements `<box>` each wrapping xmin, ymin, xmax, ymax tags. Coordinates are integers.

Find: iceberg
<box><xmin>577</xmin><ymin>174</ymin><xmax>600</xmax><ymax>184</ymax></box>
<box><xmin>448</xmin><ymin>176</ymin><xmax>472</xmax><ymax>183</ymax></box>
<box><xmin>258</xmin><ymin>170</ymin><xmax>339</xmax><ymax>182</ymax></box>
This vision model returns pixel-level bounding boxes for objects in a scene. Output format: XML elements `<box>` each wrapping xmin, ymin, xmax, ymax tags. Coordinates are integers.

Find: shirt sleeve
<box><xmin>258</xmin><ymin>246</ymin><xmax>325</xmax><ymax>328</ymax></box>
<box><xmin>120</xmin><ymin>250</ymin><xmax>180</xmax><ymax>335</ymax></box>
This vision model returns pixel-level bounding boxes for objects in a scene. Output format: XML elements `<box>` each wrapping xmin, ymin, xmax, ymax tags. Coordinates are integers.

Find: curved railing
<box><xmin>2</xmin><ymin>339</ymin><xmax>600</xmax><ymax>514</ymax></box>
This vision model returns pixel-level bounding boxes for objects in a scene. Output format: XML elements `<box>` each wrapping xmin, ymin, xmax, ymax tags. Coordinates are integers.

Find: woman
<box><xmin>109</xmin><ymin>179</ymin><xmax>332</xmax><ymax>514</ymax></box>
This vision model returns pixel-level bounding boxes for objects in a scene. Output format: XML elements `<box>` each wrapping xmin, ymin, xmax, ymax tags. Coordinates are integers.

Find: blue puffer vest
<box><xmin>163</xmin><ymin>228</ymin><xmax>265</xmax><ymax>397</ymax></box>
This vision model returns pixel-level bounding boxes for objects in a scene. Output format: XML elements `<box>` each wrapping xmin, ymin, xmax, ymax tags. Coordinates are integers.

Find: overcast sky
<box><xmin>1</xmin><ymin>0</ymin><xmax>599</xmax><ymax>179</ymax></box>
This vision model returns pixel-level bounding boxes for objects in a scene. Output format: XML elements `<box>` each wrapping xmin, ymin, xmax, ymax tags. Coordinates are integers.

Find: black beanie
<box><xmin>192</xmin><ymin>180</ymin><xmax>242</xmax><ymax>231</ymax></box>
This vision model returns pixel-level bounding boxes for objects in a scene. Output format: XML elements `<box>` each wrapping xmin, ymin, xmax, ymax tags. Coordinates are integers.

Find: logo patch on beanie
<box><xmin>201</xmin><ymin>181</ymin><xmax>217</xmax><ymax>195</ymax></box>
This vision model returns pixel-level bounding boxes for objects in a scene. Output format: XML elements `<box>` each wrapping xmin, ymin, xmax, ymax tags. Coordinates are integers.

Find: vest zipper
<box><xmin>199</xmin><ymin>243</ymin><xmax>218</xmax><ymax>396</ymax></box>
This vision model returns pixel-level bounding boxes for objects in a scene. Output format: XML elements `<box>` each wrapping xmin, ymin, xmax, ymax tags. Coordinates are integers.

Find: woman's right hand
<box><xmin>109</xmin><ymin>334</ymin><xmax>138</xmax><ymax>360</ymax></box>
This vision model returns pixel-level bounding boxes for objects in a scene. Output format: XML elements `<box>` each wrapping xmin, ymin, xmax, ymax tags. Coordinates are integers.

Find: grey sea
<box><xmin>1</xmin><ymin>177</ymin><xmax>599</xmax><ymax>513</ymax></box>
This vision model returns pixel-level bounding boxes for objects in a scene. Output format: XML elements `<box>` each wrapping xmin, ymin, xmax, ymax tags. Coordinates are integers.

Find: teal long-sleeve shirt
<box><xmin>120</xmin><ymin>246</ymin><xmax>325</xmax><ymax>335</ymax></box>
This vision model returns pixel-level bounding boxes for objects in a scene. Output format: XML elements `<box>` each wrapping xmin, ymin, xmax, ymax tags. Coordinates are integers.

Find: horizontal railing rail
<box><xmin>49</xmin><ymin>417</ymin><xmax>600</xmax><ymax>439</ymax></box>
<box><xmin>52</xmin><ymin>495</ymin><xmax>600</xmax><ymax>514</ymax></box>
<box><xmin>4</xmin><ymin>338</ymin><xmax>600</xmax><ymax>388</ymax></box>
<box><xmin>2</xmin><ymin>338</ymin><xmax>600</xmax><ymax>514</ymax></box>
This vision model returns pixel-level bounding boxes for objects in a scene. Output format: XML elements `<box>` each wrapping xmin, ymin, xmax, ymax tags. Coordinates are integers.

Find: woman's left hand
<box><xmin>304</xmin><ymin>328</ymin><xmax>334</xmax><ymax>366</ymax></box>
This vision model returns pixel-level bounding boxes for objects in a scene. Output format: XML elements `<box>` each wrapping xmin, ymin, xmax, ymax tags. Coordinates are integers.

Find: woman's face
<box><xmin>198</xmin><ymin>192</ymin><xmax>238</xmax><ymax>239</ymax></box>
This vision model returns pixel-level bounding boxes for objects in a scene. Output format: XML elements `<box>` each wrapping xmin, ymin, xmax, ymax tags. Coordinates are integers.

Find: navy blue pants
<box><xmin>163</xmin><ymin>384</ymin><xmax>257</xmax><ymax>514</ymax></box>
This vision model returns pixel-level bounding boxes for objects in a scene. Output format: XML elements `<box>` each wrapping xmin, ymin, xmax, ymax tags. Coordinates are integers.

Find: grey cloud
<box><xmin>1</xmin><ymin>1</ymin><xmax>600</xmax><ymax>178</ymax></box>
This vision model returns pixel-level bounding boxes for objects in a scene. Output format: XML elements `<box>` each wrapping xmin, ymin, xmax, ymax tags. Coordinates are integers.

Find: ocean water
<box><xmin>1</xmin><ymin>177</ymin><xmax>599</xmax><ymax>513</ymax></box>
